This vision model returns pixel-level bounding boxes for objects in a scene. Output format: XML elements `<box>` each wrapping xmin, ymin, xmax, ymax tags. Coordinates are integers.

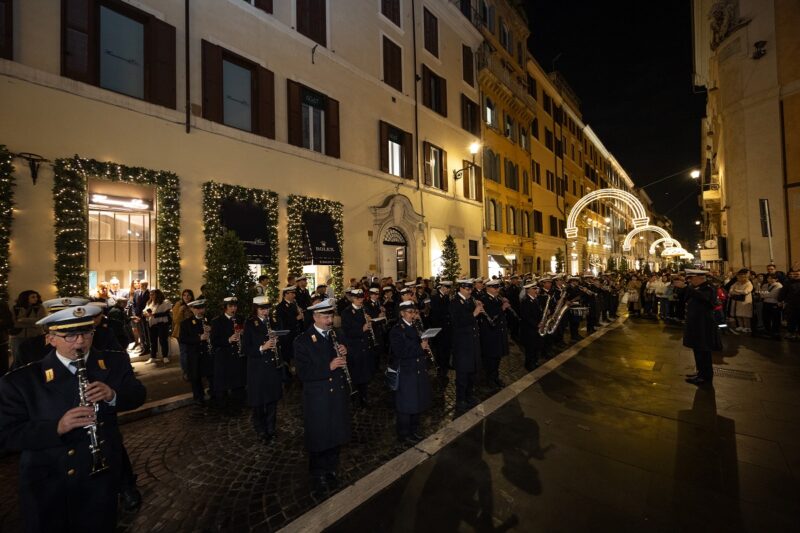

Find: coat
<box><xmin>389</xmin><ymin>321</ymin><xmax>431</xmax><ymax>415</ymax></box>
<box><xmin>178</xmin><ymin>315</ymin><xmax>213</xmax><ymax>380</ymax></box>
<box><xmin>728</xmin><ymin>281</ymin><xmax>753</xmax><ymax>318</ymax></box>
<box><xmin>478</xmin><ymin>294</ymin><xmax>509</xmax><ymax>359</ymax></box>
<box><xmin>448</xmin><ymin>295</ymin><xmax>481</xmax><ymax>372</ymax></box>
<box><xmin>428</xmin><ymin>291</ymin><xmax>452</xmax><ymax>357</ymax></box>
<box><xmin>275</xmin><ymin>300</ymin><xmax>302</xmax><ymax>361</ymax></box>
<box><xmin>520</xmin><ymin>295</ymin><xmax>543</xmax><ymax>351</ymax></box>
<box><xmin>293</xmin><ymin>326</ymin><xmax>351</xmax><ymax>452</ymax></box>
<box><xmin>340</xmin><ymin>305</ymin><xmax>376</xmax><ymax>385</ymax></box>
<box><xmin>210</xmin><ymin>314</ymin><xmax>246</xmax><ymax>391</ymax></box>
<box><xmin>683</xmin><ymin>282</ymin><xmax>723</xmax><ymax>351</ymax></box>
<box><xmin>0</xmin><ymin>348</ymin><xmax>146</xmax><ymax>533</ymax></box>
<box><xmin>242</xmin><ymin>315</ymin><xmax>284</xmax><ymax>407</ymax></box>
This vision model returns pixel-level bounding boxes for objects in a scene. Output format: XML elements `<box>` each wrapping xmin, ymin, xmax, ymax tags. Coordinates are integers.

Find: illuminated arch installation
<box><xmin>649</xmin><ymin>237</ymin><xmax>682</xmax><ymax>256</ymax></box>
<box><xmin>565</xmin><ymin>189</ymin><xmax>649</xmax><ymax>239</ymax></box>
<box><xmin>622</xmin><ymin>225</ymin><xmax>675</xmax><ymax>252</ymax></box>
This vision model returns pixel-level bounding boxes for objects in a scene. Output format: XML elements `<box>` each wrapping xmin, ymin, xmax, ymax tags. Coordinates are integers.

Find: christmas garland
<box><xmin>286</xmin><ymin>195</ymin><xmax>344</xmax><ymax>297</ymax></box>
<box><xmin>53</xmin><ymin>157</ymin><xmax>181</xmax><ymax>300</ymax></box>
<box><xmin>0</xmin><ymin>145</ymin><xmax>14</xmax><ymax>301</ymax></box>
<box><xmin>202</xmin><ymin>182</ymin><xmax>280</xmax><ymax>303</ymax></box>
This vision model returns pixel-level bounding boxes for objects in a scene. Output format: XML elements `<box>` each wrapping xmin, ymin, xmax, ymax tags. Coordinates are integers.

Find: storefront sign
<box><xmin>221</xmin><ymin>199</ymin><xmax>271</xmax><ymax>264</ymax></box>
<box><xmin>302</xmin><ymin>211</ymin><xmax>342</xmax><ymax>265</ymax></box>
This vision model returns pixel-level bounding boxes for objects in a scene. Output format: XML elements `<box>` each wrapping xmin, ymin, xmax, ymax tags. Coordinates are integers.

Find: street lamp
<box><xmin>690</xmin><ymin>169</ymin><xmax>701</xmax><ymax>179</ymax></box>
<box><xmin>694</xmin><ymin>220</ymin><xmax>701</xmax><ymax>225</ymax></box>
<box><xmin>453</xmin><ymin>142</ymin><xmax>481</xmax><ymax>181</ymax></box>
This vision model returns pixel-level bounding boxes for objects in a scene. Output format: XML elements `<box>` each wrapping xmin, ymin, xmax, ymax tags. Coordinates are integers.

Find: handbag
<box><xmin>385</xmin><ymin>366</ymin><xmax>399</xmax><ymax>391</ymax></box>
<box><xmin>730</xmin><ymin>294</ymin><xmax>745</xmax><ymax>302</ymax></box>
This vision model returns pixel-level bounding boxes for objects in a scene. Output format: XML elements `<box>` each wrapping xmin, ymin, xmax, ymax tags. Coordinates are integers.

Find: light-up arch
<box><xmin>622</xmin><ymin>225</ymin><xmax>674</xmax><ymax>251</ymax></box>
<box><xmin>649</xmin><ymin>237</ymin><xmax>681</xmax><ymax>255</ymax></box>
<box><xmin>565</xmin><ymin>189</ymin><xmax>649</xmax><ymax>239</ymax></box>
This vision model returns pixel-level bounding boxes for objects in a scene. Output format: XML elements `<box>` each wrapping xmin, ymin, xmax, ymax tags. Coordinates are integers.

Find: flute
<box><xmin>328</xmin><ymin>329</ymin><xmax>356</xmax><ymax>395</ymax></box>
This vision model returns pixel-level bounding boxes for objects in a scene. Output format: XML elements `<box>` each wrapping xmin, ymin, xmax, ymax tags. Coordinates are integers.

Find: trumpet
<box><xmin>328</xmin><ymin>329</ymin><xmax>356</xmax><ymax>395</ymax></box>
<box><xmin>73</xmin><ymin>349</ymin><xmax>110</xmax><ymax>476</ymax></box>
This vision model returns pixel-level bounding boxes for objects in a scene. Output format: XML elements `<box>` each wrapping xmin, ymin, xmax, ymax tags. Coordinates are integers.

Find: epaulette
<box><xmin>4</xmin><ymin>361</ymin><xmax>38</xmax><ymax>376</ymax></box>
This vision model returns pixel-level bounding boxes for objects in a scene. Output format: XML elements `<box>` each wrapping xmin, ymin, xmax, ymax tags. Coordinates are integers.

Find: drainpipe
<box><xmin>184</xmin><ymin>0</ymin><xmax>191</xmax><ymax>134</ymax></box>
<box><xmin>411</xmin><ymin>0</ymin><xmax>427</xmax><ymax>277</ymax></box>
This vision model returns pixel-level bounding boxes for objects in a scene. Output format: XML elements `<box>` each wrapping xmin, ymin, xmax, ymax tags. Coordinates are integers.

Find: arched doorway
<box><xmin>382</xmin><ymin>227</ymin><xmax>408</xmax><ymax>280</ymax></box>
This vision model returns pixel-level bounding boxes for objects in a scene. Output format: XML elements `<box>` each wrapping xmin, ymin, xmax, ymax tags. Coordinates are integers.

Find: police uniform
<box><xmin>275</xmin><ymin>288</ymin><xmax>302</xmax><ymax>369</ymax></box>
<box><xmin>0</xmin><ymin>306</ymin><xmax>146</xmax><ymax>533</ymax></box>
<box><xmin>428</xmin><ymin>283</ymin><xmax>453</xmax><ymax>381</ymax></box>
<box><xmin>390</xmin><ymin>304</ymin><xmax>432</xmax><ymax>442</ymax></box>
<box><xmin>293</xmin><ymin>301</ymin><xmax>351</xmax><ymax>492</ymax></box>
<box><xmin>178</xmin><ymin>300</ymin><xmax>213</xmax><ymax>404</ymax></box>
<box><xmin>478</xmin><ymin>282</ymin><xmax>510</xmax><ymax>387</ymax></box>
<box><xmin>242</xmin><ymin>297</ymin><xmax>283</xmax><ymax>441</ymax></box>
<box><xmin>683</xmin><ymin>270</ymin><xmax>723</xmax><ymax>385</ymax></box>
<box><xmin>448</xmin><ymin>280</ymin><xmax>481</xmax><ymax>408</ymax></box>
<box><xmin>209</xmin><ymin>298</ymin><xmax>246</xmax><ymax>408</ymax></box>
<box><xmin>340</xmin><ymin>290</ymin><xmax>375</xmax><ymax>405</ymax></box>
<box><xmin>521</xmin><ymin>284</ymin><xmax>544</xmax><ymax>370</ymax></box>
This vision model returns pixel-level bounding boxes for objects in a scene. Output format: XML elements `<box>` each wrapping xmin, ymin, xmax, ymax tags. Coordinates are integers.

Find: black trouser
<box><xmin>356</xmin><ymin>383</ymin><xmax>368</xmax><ymax>403</ymax></box>
<box><xmin>252</xmin><ymin>402</ymin><xmax>278</xmax><ymax>436</ymax></box>
<box><xmin>148</xmin><ymin>323</ymin><xmax>170</xmax><ymax>358</ymax></box>
<box><xmin>120</xmin><ymin>441</ymin><xmax>137</xmax><ymax>490</ymax></box>
<box><xmin>692</xmin><ymin>349</ymin><xmax>713</xmax><ymax>381</ymax></box>
<box><xmin>762</xmin><ymin>303</ymin><xmax>781</xmax><ymax>337</ymax></box>
<box><xmin>569</xmin><ymin>314</ymin><xmax>581</xmax><ymax>339</ymax></box>
<box><xmin>524</xmin><ymin>338</ymin><xmax>541</xmax><ymax>370</ymax></box>
<box><xmin>396</xmin><ymin>412</ymin><xmax>421</xmax><ymax>438</ymax></box>
<box><xmin>309</xmin><ymin>446</ymin><xmax>340</xmax><ymax>476</ymax></box>
<box><xmin>455</xmin><ymin>370</ymin><xmax>475</xmax><ymax>403</ymax></box>
<box><xmin>482</xmin><ymin>356</ymin><xmax>500</xmax><ymax>382</ymax></box>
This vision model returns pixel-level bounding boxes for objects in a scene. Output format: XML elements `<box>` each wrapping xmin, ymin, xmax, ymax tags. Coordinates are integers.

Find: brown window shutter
<box><xmin>402</xmin><ymin>129</ymin><xmax>414</xmax><ymax>179</ymax></box>
<box><xmin>256</xmin><ymin>66</ymin><xmax>275</xmax><ymax>139</ymax></box>
<box><xmin>325</xmin><ymin>96</ymin><xmax>340</xmax><ymax>158</ymax></box>
<box><xmin>441</xmin><ymin>149</ymin><xmax>448</xmax><ymax>191</ymax></box>
<box><xmin>254</xmin><ymin>0</ymin><xmax>273</xmax><ymax>13</ymax></box>
<box><xmin>382</xmin><ymin>36</ymin><xmax>402</xmax><ymax>92</ymax></box>
<box><xmin>379</xmin><ymin>121</ymin><xmax>389</xmax><ymax>173</ymax></box>
<box><xmin>462</xmin><ymin>160</ymin><xmax>469</xmax><ymax>198</ymax></box>
<box><xmin>287</xmin><ymin>79</ymin><xmax>302</xmax><ymax>147</ymax></box>
<box><xmin>462</xmin><ymin>44</ymin><xmax>473</xmax><ymax>86</ymax></box>
<box><xmin>421</xmin><ymin>65</ymin><xmax>431</xmax><ymax>108</ymax></box>
<box><xmin>475</xmin><ymin>166</ymin><xmax>483</xmax><ymax>202</ymax></box>
<box><xmin>0</xmin><ymin>0</ymin><xmax>12</xmax><ymax>60</ymax></box>
<box><xmin>439</xmin><ymin>76</ymin><xmax>447</xmax><ymax>117</ymax></box>
<box><xmin>298</xmin><ymin>0</ymin><xmax>326</xmax><ymax>47</ymax></box>
<box><xmin>423</xmin><ymin>142</ymin><xmax>432</xmax><ymax>186</ymax></box>
<box><xmin>62</xmin><ymin>0</ymin><xmax>98</xmax><ymax>84</ymax></box>
<box><xmin>460</xmin><ymin>94</ymin><xmax>467</xmax><ymax>131</ymax></box>
<box><xmin>146</xmin><ymin>17</ymin><xmax>176</xmax><ymax>109</ymax></box>
<box><xmin>201</xmin><ymin>40</ymin><xmax>223</xmax><ymax>123</ymax></box>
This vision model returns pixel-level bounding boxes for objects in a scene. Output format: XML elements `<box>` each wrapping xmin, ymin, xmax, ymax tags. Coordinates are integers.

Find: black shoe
<box><xmin>325</xmin><ymin>472</ymin><xmax>340</xmax><ymax>490</ymax></box>
<box><xmin>455</xmin><ymin>401</ymin><xmax>469</xmax><ymax>412</ymax></box>
<box><xmin>120</xmin><ymin>486</ymin><xmax>142</xmax><ymax>512</ymax></box>
<box><xmin>685</xmin><ymin>376</ymin><xmax>712</xmax><ymax>386</ymax></box>
<box><xmin>311</xmin><ymin>475</ymin><xmax>329</xmax><ymax>496</ymax></box>
<box><xmin>411</xmin><ymin>432</ymin><xmax>424</xmax><ymax>442</ymax></box>
<box><xmin>466</xmin><ymin>397</ymin><xmax>479</xmax><ymax>408</ymax></box>
<box><xmin>492</xmin><ymin>378</ymin><xmax>506</xmax><ymax>388</ymax></box>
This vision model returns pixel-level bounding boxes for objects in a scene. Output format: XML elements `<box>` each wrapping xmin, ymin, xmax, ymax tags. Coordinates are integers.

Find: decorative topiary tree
<box><xmin>620</xmin><ymin>256</ymin><xmax>629</xmax><ymax>273</ymax></box>
<box><xmin>440</xmin><ymin>234</ymin><xmax>461</xmax><ymax>281</ymax></box>
<box><xmin>554</xmin><ymin>248</ymin><xmax>565</xmax><ymax>273</ymax></box>
<box><xmin>204</xmin><ymin>230</ymin><xmax>256</xmax><ymax>319</ymax></box>
<box><xmin>606</xmin><ymin>256</ymin><xmax>616</xmax><ymax>273</ymax></box>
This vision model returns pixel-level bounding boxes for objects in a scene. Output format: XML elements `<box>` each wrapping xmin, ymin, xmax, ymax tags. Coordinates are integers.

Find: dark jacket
<box><xmin>275</xmin><ymin>300</ymin><xmax>302</xmax><ymax>360</ymax></box>
<box><xmin>477</xmin><ymin>294</ymin><xmax>509</xmax><ymax>359</ymax></box>
<box><xmin>178</xmin><ymin>315</ymin><xmax>213</xmax><ymax>379</ymax></box>
<box><xmin>520</xmin><ymin>295</ymin><xmax>543</xmax><ymax>350</ymax></box>
<box><xmin>340</xmin><ymin>305</ymin><xmax>375</xmax><ymax>384</ymax></box>
<box><xmin>683</xmin><ymin>282</ymin><xmax>723</xmax><ymax>351</ymax></box>
<box><xmin>448</xmin><ymin>295</ymin><xmax>481</xmax><ymax>372</ymax></box>
<box><xmin>389</xmin><ymin>321</ymin><xmax>431</xmax><ymax>414</ymax></box>
<box><xmin>210</xmin><ymin>314</ymin><xmax>246</xmax><ymax>390</ymax></box>
<box><xmin>293</xmin><ymin>326</ymin><xmax>351</xmax><ymax>452</ymax></box>
<box><xmin>779</xmin><ymin>278</ymin><xmax>800</xmax><ymax>309</ymax></box>
<box><xmin>242</xmin><ymin>315</ymin><xmax>283</xmax><ymax>406</ymax></box>
<box><xmin>0</xmin><ymin>348</ymin><xmax>146</xmax><ymax>532</ymax></box>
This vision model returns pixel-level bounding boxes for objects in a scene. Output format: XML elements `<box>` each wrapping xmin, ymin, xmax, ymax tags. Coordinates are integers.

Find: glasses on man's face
<box><xmin>52</xmin><ymin>331</ymin><xmax>94</xmax><ymax>343</ymax></box>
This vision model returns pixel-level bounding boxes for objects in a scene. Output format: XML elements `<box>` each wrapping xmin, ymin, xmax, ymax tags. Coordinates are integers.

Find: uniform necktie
<box><xmin>69</xmin><ymin>361</ymin><xmax>79</xmax><ymax>375</ymax></box>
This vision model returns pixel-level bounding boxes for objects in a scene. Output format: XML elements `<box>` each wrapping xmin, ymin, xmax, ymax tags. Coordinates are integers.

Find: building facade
<box><xmin>0</xmin><ymin>0</ymin><xmax>485</xmax><ymax>299</ymax></box>
<box><xmin>693</xmin><ymin>0</ymin><xmax>800</xmax><ymax>272</ymax></box>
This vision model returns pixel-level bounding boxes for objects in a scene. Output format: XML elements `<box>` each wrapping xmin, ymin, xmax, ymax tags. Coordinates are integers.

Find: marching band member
<box><xmin>364</xmin><ymin>288</ymin><xmax>386</xmax><ymax>360</ymax></box>
<box><xmin>276</xmin><ymin>286</ymin><xmax>303</xmax><ymax>374</ymax></box>
<box><xmin>479</xmin><ymin>280</ymin><xmax>510</xmax><ymax>388</ymax></box>
<box><xmin>242</xmin><ymin>296</ymin><xmax>283</xmax><ymax>444</ymax></box>
<box><xmin>178</xmin><ymin>299</ymin><xmax>213</xmax><ymax>405</ymax></box>
<box><xmin>521</xmin><ymin>282</ymin><xmax>544</xmax><ymax>370</ymax></box>
<box><xmin>449</xmin><ymin>279</ymin><xmax>482</xmax><ymax>411</ymax></box>
<box><xmin>293</xmin><ymin>299</ymin><xmax>350</xmax><ymax>495</ymax></box>
<box><xmin>390</xmin><ymin>301</ymin><xmax>432</xmax><ymax>443</ymax></box>
<box><xmin>209</xmin><ymin>297</ymin><xmax>245</xmax><ymax>412</ymax></box>
<box><xmin>428</xmin><ymin>280</ymin><xmax>453</xmax><ymax>383</ymax></box>
<box><xmin>340</xmin><ymin>289</ymin><xmax>375</xmax><ymax>407</ymax></box>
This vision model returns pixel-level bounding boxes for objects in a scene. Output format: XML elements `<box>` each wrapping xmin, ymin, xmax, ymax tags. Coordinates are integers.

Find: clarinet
<box><xmin>413</xmin><ymin>318</ymin><xmax>438</xmax><ymax>372</ymax></box>
<box><xmin>73</xmin><ymin>350</ymin><xmax>110</xmax><ymax>476</ymax></box>
<box><xmin>232</xmin><ymin>317</ymin><xmax>244</xmax><ymax>357</ymax></box>
<box><xmin>362</xmin><ymin>307</ymin><xmax>377</xmax><ymax>349</ymax></box>
<box><xmin>265</xmin><ymin>314</ymin><xmax>283</xmax><ymax>369</ymax></box>
<box><xmin>328</xmin><ymin>329</ymin><xmax>356</xmax><ymax>395</ymax></box>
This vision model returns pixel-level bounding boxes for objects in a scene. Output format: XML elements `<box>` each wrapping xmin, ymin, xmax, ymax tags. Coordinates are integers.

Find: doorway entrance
<box><xmin>381</xmin><ymin>227</ymin><xmax>408</xmax><ymax>280</ymax></box>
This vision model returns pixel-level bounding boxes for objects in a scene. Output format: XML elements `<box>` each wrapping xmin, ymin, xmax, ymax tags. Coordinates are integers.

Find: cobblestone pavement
<box><xmin>0</xmin><ymin>329</ymin><xmax>554</xmax><ymax>532</ymax></box>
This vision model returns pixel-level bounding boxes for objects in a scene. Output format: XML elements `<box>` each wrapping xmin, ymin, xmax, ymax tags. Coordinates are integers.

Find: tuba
<box><xmin>74</xmin><ymin>350</ymin><xmax>110</xmax><ymax>476</ymax></box>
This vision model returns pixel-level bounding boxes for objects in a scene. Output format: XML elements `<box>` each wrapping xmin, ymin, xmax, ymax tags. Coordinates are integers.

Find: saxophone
<box><xmin>73</xmin><ymin>350</ymin><xmax>110</xmax><ymax>476</ymax></box>
<box><xmin>537</xmin><ymin>294</ymin><xmax>553</xmax><ymax>336</ymax></box>
<box><xmin>539</xmin><ymin>290</ymin><xmax>570</xmax><ymax>337</ymax></box>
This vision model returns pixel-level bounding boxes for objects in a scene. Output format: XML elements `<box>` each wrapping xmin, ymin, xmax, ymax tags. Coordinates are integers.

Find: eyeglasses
<box><xmin>52</xmin><ymin>331</ymin><xmax>94</xmax><ymax>343</ymax></box>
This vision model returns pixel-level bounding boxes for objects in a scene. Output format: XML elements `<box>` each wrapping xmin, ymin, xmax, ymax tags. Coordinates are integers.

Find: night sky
<box><xmin>524</xmin><ymin>0</ymin><xmax>707</xmax><ymax>245</ymax></box>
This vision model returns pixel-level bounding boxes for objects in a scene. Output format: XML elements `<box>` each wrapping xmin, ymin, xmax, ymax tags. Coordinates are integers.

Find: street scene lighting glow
<box><xmin>469</xmin><ymin>142</ymin><xmax>481</xmax><ymax>155</ymax></box>
<box><xmin>690</xmin><ymin>169</ymin><xmax>701</xmax><ymax>179</ymax></box>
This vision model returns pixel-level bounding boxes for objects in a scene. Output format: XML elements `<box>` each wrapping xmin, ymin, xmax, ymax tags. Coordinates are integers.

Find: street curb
<box><xmin>279</xmin><ymin>316</ymin><xmax>628</xmax><ymax>533</ymax></box>
<box><xmin>119</xmin><ymin>393</ymin><xmax>195</xmax><ymax>425</ymax></box>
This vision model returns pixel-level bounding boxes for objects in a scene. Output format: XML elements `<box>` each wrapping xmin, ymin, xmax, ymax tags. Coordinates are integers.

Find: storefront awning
<box><xmin>489</xmin><ymin>254</ymin><xmax>512</xmax><ymax>268</ymax></box>
<box><xmin>302</xmin><ymin>211</ymin><xmax>342</xmax><ymax>265</ymax></box>
<box><xmin>221</xmin><ymin>199</ymin><xmax>271</xmax><ymax>264</ymax></box>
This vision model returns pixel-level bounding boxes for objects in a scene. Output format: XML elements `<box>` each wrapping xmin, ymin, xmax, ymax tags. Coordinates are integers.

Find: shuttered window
<box><xmin>382</xmin><ymin>36</ymin><xmax>402</xmax><ymax>92</ymax></box>
<box><xmin>296</xmin><ymin>0</ymin><xmax>326</xmax><ymax>47</ymax></box>
<box><xmin>379</xmin><ymin>120</ymin><xmax>413</xmax><ymax>179</ymax></box>
<box><xmin>421</xmin><ymin>64</ymin><xmax>447</xmax><ymax>117</ymax></box>
<box><xmin>533</xmin><ymin>210</ymin><xmax>543</xmax><ymax>233</ymax></box>
<box><xmin>0</xmin><ymin>0</ymin><xmax>12</xmax><ymax>60</ymax></box>
<box><xmin>61</xmin><ymin>0</ymin><xmax>176</xmax><ymax>108</ymax></box>
<box><xmin>201</xmin><ymin>40</ymin><xmax>275</xmax><ymax>138</ymax></box>
<box><xmin>423</xmin><ymin>8</ymin><xmax>438</xmax><ymax>57</ymax></box>
<box><xmin>422</xmin><ymin>141</ymin><xmax>447</xmax><ymax>191</ymax></box>
<box><xmin>287</xmin><ymin>79</ymin><xmax>339</xmax><ymax>158</ymax></box>
<box><xmin>462</xmin><ymin>44</ymin><xmax>474</xmax><ymax>86</ymax></box>
<box><xmin>381</xmin><ymin>0</ymin><xmax>401</xmax><ymax>26</ymax></box>
<box><xmin>462</xmin><ymin>162</ymin><xmax>482</xmax><ymax>202</ymax></box>
<box><xmin>461</xmin><ymin>94</ymin><xmax>479</xmax><ymax>136</ymax></box>
<box><xmin>253</xmin><ymin>0</ymin><xmax>273</xmax><ymax>13</ymax></box>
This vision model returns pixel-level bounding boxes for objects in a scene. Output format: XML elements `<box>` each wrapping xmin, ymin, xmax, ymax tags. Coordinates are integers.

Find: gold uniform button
<box><xmin>68</xmin><ymin>449</ymin><xmax>75</xmax><ymax>456</ymax></box>
<box><xmin>329</xmin><ymin>377</ymin><xmax>333</xmax><ymax>382</ymax></box>
<box><xmin>330</xmin><ymin>388</ymin><xmax>334</xmax><ymax>392</ymax></box>
<box><xmin>67</xmin><ymin>469</ymin><xmax>76</xmax><ymax>476</ymax></box>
